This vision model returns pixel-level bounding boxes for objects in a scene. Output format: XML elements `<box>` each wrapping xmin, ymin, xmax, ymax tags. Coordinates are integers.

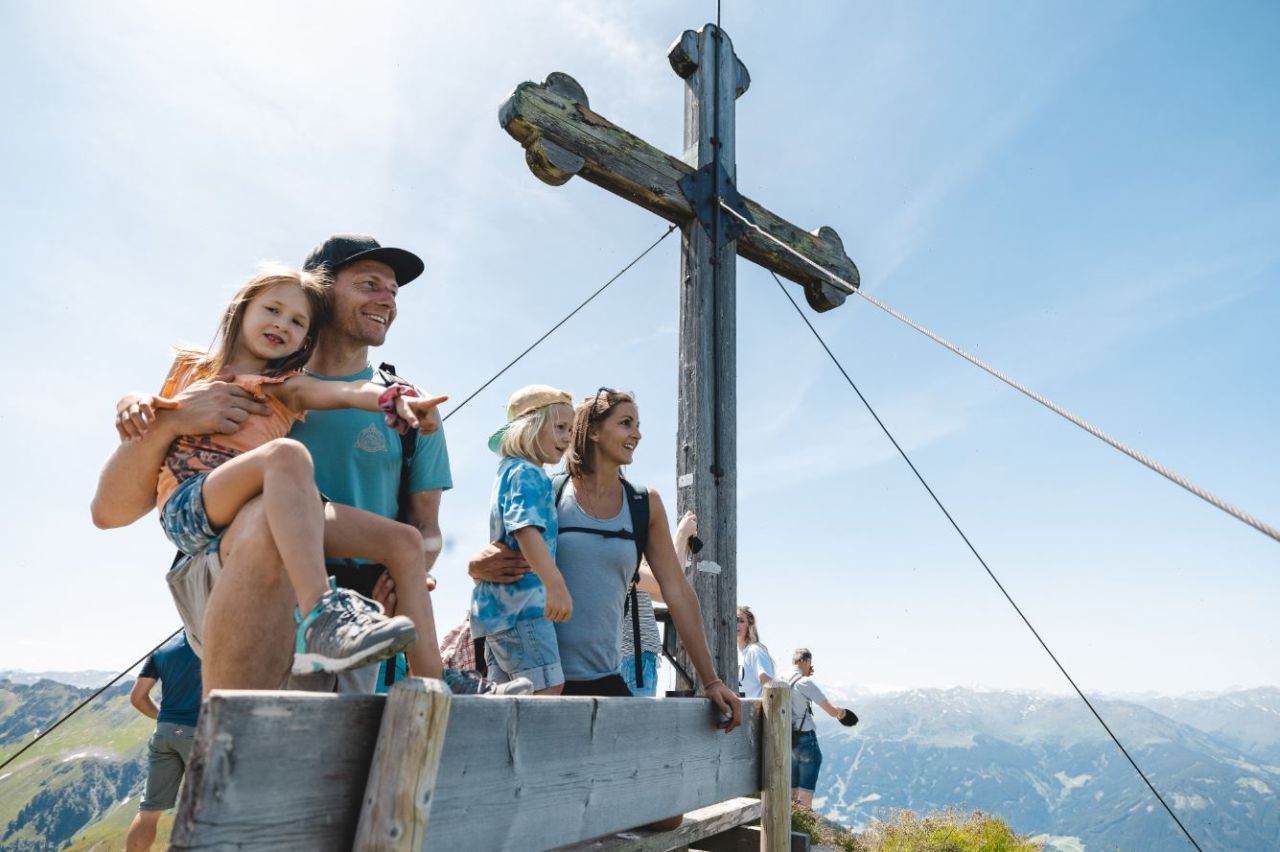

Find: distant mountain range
<box><xmin>1</xmin><ymin>673</ymin><xmax>1276</xmax><ymax>850</ymax></box>
<box><xmin>0</xmin><ymin>672</ymin><xmax>117</xmax><ymax>689</ymax></box>
<box><xmin>811</xmin><ymin>686</ymin><xmax>1280</xmax><ymax>851</ymax></box>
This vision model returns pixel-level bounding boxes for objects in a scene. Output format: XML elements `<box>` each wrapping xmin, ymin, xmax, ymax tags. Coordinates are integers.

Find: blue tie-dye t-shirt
<box><xmin>470</xmin><ymin>456</ymin><xmax>558</xmax><ymax>638</ymax></box>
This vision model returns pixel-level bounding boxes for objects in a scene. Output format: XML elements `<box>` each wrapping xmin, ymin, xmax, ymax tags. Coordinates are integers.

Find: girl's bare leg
<box><xmin>322</xmin><ymin>503</ymin><xmax>443</xmax><ymax>679</ymax></box>
<box><xmin>201</xmin><ymin>438</ymin><xmax>328</xmax><ymax>614</ymax></box>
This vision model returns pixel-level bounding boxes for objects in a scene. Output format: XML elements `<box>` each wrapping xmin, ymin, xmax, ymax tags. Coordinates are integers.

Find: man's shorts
<box><xmin>285</xmin><ymin>665</ymin><xmax>380</xmax><ymax>694</ymax></box>
<box><xmin>161</xmin><ymin>473</ymin><xmax>221</xmax><ymax>555</ymax></box>
<box><xmin>619</xmin><ymin>651</ymin><xmax>659</xmax><ymax>697</ymax></box>
<box><xmin>791</xmin><ymin>730</ymin><xmax>823</xmax><ymax>792</ymax></box>
<box><xmin>483</xmin><ymin>617</ymin><xmax>564</xmax><ymax>692</ymax></box>
<box><xmin>166</xmin><ymin>548</ymin><xmax>222</xmax><ymax>659</ymax></box>
<box><xmin>140</xmin><ymin>721</ymin><xmax>195</xmax><ymax>811</ymax></box>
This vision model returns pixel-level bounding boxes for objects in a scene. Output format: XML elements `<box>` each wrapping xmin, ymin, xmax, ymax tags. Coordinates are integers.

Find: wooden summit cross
<box><xmin>500</xmin><ymin>23</ymin><xmax>859</xmax><ymax>691</ymax></box>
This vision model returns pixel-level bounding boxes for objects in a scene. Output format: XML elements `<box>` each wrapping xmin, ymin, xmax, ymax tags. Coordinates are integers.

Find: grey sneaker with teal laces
<box><xmin>292</xmin><ymin>585</ymin><xmax>417</xmax><ymax>676</ymax></box>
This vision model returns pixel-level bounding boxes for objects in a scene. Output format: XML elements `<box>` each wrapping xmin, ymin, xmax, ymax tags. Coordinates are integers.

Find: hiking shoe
<box><xmin>292</xmin><ymin>587</ymin><xmax>417</xmax><ymax>676</ymax></box>
<box><xmin>443</xmin><ymin>668</ymin><xmax>534</xmax><ymax>696</ymax></box>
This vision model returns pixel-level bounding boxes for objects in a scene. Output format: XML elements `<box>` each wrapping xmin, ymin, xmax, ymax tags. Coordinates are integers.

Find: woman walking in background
<box><xmin>736</xmin><ymin>605</ymin><xmax>775</xmax><ymax>699</ymax></box>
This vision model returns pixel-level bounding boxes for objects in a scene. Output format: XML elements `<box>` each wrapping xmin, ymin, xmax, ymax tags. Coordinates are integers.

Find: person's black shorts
<box><xmin>562</xmin><ymin>674</ymin><xmax>633</xmax><ymax>697</ymax></box>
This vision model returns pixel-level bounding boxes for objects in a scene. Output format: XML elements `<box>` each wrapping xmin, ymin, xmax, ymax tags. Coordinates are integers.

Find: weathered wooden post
<box><xmin>669</xmin><ymin>24</ymin><xmax>749</xmax><ymax>693</ymax></box>
<box><xmin>353</xmin><ymin>678</ymin><xmax>451</xmax><ymax>852</ymax></box>
<box><xmin>761</xmin><ymin>681</ymin><xmax>794</xmax><ymax>852</ymax></box>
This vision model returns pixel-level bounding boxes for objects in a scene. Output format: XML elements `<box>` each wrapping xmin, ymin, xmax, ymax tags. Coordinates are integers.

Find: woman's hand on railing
<box><xmin>703</xmin><ymin>679</ymin><xmax>742</xmax><ymax>733</ymax></box>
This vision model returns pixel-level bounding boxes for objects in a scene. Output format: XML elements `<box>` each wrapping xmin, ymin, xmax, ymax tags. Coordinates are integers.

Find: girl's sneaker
<box><xmin>443</xmin><ymin>668</ymin><xmax>534</xmax><ymax>696</ymax></box>
<box><xmin>292</xmin><ymin>587</ymin><xmax>417</xmax><ymax>676</ymax></box>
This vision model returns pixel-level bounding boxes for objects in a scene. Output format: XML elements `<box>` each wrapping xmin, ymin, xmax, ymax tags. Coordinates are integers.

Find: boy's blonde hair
<box><xmin>499</xmin><ymin>403</ymin><xmax>572</xmax><ymax>466</ymax></box>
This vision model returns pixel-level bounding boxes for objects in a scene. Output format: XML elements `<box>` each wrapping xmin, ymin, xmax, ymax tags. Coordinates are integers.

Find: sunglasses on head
<box><xmin>588</xmin><ymin>386</ymin><xmax>619</xmax><ymax>421</ymax></box>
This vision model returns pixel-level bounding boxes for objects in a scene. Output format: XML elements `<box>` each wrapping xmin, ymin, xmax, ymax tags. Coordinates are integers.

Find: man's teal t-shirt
<box><xmin>288</xmin><ymin>366</ymin><xmax>453</xmax><ymax>521</ymax></box>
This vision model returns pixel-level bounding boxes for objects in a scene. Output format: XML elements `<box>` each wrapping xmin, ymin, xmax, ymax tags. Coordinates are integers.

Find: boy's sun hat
<box><xmin>487</xmin><ymin>384</ymin><xmax>574</xmax><ymax>453</ymax></box>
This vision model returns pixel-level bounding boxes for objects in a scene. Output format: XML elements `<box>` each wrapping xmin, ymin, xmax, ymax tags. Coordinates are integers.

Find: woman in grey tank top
<box><xmin>552</xmin><ymin>390</ymin><xmax>741</xmax><ymax>728</ymax></box>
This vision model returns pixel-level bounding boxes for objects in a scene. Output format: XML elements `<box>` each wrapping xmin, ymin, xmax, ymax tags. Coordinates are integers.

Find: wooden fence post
<box><xmin>353</xmin><ymin>678</ymin><xmax>451</xmax><ymax>852</ymax></box>
<box><xmin>760</xmin><ymin>681</ymin><xmax>792</xmax><ymax>852</ymax></box>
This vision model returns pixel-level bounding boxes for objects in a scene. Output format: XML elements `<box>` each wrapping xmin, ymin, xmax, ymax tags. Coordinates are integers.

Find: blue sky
<box><xmin>1</xmin><ymin>2</ymin><xmax>1275</xmax><ymax>696</ymax></box>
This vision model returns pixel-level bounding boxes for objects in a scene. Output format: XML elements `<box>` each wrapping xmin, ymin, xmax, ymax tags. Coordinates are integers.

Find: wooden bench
<box><xmin>171</xmin><ymin>680</ymin><xmax>800</xmax><ymax>851</ymax></box>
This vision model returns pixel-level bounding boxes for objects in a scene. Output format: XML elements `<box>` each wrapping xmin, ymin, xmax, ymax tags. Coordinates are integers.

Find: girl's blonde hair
<box><xmin>738</xmin><ymin>605</ymin><xmax>767</xmax><ymax>650</ymax></box>
<box><xmin>498</xmin><ymin>402</ymin><xmax>572</xmax><ymax>466</ymax></box>
<box><xmin>173</xmin><ymin>264</ymin><xmax>330</xmax><ymax>380</ymax></box>
<box><xmin>565</xmin><ymin>389</ymin><xmax>637</xmax><ymax>479</ymax></box>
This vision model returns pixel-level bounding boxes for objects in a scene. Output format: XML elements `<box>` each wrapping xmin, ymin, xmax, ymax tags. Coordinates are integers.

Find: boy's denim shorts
<box><xmin>791</xmin><ymin>730</ymin><xmax>823</xmax><ymax>792</ymax></box>
<box><xmin>484</xmin><ymin>616</ymin><xmax>564</xmax><ymax>691</ymax></box>
<box><xmin>161</xmin><ymin>473</ymin><xmax>221</xmax><ymax>556</ymax></box>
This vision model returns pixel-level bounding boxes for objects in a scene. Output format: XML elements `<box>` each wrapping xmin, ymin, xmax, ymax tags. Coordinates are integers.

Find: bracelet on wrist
<box><xmin>376</xmin><ymin>383</ymin><xmax>419</xmax><ymax>411</ymax></box>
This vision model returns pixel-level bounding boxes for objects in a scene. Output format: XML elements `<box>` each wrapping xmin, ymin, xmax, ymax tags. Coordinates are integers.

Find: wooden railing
<box><xmin>170</xmin><ymin>680</ymin><xmax>800</xmax><ymax>851</ymax></box>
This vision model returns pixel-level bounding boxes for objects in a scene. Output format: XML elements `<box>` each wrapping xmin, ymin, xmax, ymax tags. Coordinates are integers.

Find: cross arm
<box><xmin>499</xmin><ymin>73</ymin><xmax>857</xmax><ymax>311</ymax></box>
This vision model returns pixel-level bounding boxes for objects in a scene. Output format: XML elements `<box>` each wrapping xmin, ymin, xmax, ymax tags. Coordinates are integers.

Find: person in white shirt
<box><xmin>736</xmin><ymin>605</ymin><xmax>775</xmax><ymax>699</ymax></box>
<box><xmin>788</xmin><ymin>647</ymin><xmax>857</xmax><ymax>808</ymax></box>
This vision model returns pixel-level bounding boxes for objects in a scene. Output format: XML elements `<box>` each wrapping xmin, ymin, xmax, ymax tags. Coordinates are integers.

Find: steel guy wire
<box><xmin>442</xmin><ymin>224</ymin><xmax>677</xmax><ymax>422</ymax></box>
<box><xmin>721</xmin><ymin>200</ymin><xmax>1279</xmax><ymax>545</ymax></box>
<box><xmin>769</xmin><ymin>270</ymin><xmax>1204</xmax><ymax>852</ymax></box>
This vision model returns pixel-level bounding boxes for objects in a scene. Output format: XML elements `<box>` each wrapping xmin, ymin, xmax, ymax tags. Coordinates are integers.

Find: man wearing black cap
<box><xmin>92</xmin><ymin>235</ymin><xmax>463</xmax><ymax>694</ymax></box>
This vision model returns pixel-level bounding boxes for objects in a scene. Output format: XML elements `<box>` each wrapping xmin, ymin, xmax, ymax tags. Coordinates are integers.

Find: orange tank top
<box><xmin>155</xmin><ymin>363</ymin><xmax>304</xmax><ymax>509</ymax></box>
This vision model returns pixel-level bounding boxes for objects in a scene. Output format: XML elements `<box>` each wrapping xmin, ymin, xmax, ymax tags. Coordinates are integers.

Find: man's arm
<box><xmin>130</xmin><ymin>677</ymin><xmax>159</xmax><ymax>720</ymax></box>
<box><xmin>468</xmin><ymin>542</ymin><xmax>531</xmax><ymax>584</ymax></box>
<box><xmin>90</xmin><ymin>382</ymin><xmax>270</xmax><ymax>529</ymax></box>
<box><xmin>405</xmin><ymin>489</ymin><xmax>444</xmax><ymax>573</ymax></box>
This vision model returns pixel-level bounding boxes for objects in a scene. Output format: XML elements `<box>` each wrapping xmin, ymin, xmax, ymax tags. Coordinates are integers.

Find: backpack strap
<box><xmin>620</xmin><ymin>479</ymin><xmax>649</xmax><ymax>688</ymax></box>
<box><xmin>375</xmin><ymin>363</ymin><xmax>418</xmax><ymax>689</ymax></box>
<box><xmin>789</xmin><ymin>671</ymin><xmax>813</xmax><ymax>732</ymax></box>
<box><xmin>375</xmin><ymin>363</ymin><xmax>418</xmax><ymax>522</ymax></box>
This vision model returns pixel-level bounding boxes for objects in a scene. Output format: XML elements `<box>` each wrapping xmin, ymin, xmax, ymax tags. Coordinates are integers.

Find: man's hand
<box><xmin>165</xmin><ymin>380</ymin><xmax>272</xmax><ymax>438</ymax></box>
<box><xmin>468</xmin><ymin>542</ymin><xmax>531</xmax><ymax>584</ymax></box>
<box><xmin>674</xmin><ymin>510</ymin><xmax>697</xmax><ymax>547</ymax></box>
<box><xmin>838</xmin><ymin>707</ymin><xmax>859</xmax><ymax>727</ymax></box>
<box><xmin>371</xmin><ymin>571</ymin><xmax>398</xmax><ymax>616</ymax></box>
<box><xmin>706</xmin><ymin>681</ymin><xmax>743</xmax><ymax>733</ymax></box>
<box><xmin>116</xmin><ymin>394</ymin><xmax>179</xmax><ymax>442</ymax></box>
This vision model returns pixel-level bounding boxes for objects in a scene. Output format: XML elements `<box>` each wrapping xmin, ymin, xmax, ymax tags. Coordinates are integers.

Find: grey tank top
<box><xmin>554</xmin><ymin>481</ymin><xmax>636</xmax><ymax>681</ymax></box>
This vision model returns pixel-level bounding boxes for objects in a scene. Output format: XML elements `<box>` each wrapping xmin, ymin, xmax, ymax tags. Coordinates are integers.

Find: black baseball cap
<box><xmin>303</xmin><ymin>234</ymin><xmax>425</xmax><ymax>286</ymax></box>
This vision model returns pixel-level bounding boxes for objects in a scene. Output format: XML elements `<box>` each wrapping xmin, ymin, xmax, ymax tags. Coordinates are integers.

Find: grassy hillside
<box><xmin>794</xmin><ymin>805</ymin><xmax>1043</xmax><ymax>851</ymax></box>
<box><xmin>0</xmin><ymin>679</ymin><xmax>157</xmax><ymax>852</ymax></box>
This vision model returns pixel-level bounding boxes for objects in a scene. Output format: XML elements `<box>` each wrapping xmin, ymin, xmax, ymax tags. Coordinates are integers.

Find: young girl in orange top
<box><xmin>148</xmin><ymin>265</ymin><xmax>447</xmax><ymax>678</ymax></box>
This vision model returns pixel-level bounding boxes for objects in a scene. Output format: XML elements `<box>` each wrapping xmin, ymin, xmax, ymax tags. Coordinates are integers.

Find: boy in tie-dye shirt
<box><xmin>471</xmin><ymin>385</ymin><xmax>575</xmax><ymax>694</ymax></box>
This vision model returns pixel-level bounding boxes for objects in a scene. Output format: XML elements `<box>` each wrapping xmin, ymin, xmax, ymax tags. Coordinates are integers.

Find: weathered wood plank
<box><xmin>173</xmin><ymin>693</ymin><xmax>764</xmax><ymax>852</ymax></box>
<box><xmin>558</xmin><ymin>797</ymin><xmax>761</xmax><ymax>851</ymax></box>
<box><xmin>354</xmin><ymin>678</ymin><xmax>451</xmax><ymax>852</ymax></box>
<box><xmin>170</xmin><ymin>690</ymin><xmax>385</xmax><ymax>852</ymax></box>
<box><xmin>424</xmin><ymin>696</ymin><xmax>764</xmax><ymax>850</ymax></box>
<box><xmin>670</xmin><ymin>22</ymin><xmax>740</xmax><ymax>696</ymax></box>
<box><xmin>693</xmin><ymin>826</ymin><xmax>811</xmax><ymax>852</ymax></box>
<box><xmin>760</xmin><ymin>682</ymin><xmax>793</xmax><ymax>852</ymax></box>
<box><xmin>499</xmin><ymin>71</ymin><xmax>857</xmax><ymax>312</ymax></box>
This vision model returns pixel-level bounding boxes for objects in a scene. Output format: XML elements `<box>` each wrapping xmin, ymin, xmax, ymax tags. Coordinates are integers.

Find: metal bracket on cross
<box><xmin>678</xmin><ymin>161</ymin><xmax>755</xmax><ymax>249</ymax></box>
